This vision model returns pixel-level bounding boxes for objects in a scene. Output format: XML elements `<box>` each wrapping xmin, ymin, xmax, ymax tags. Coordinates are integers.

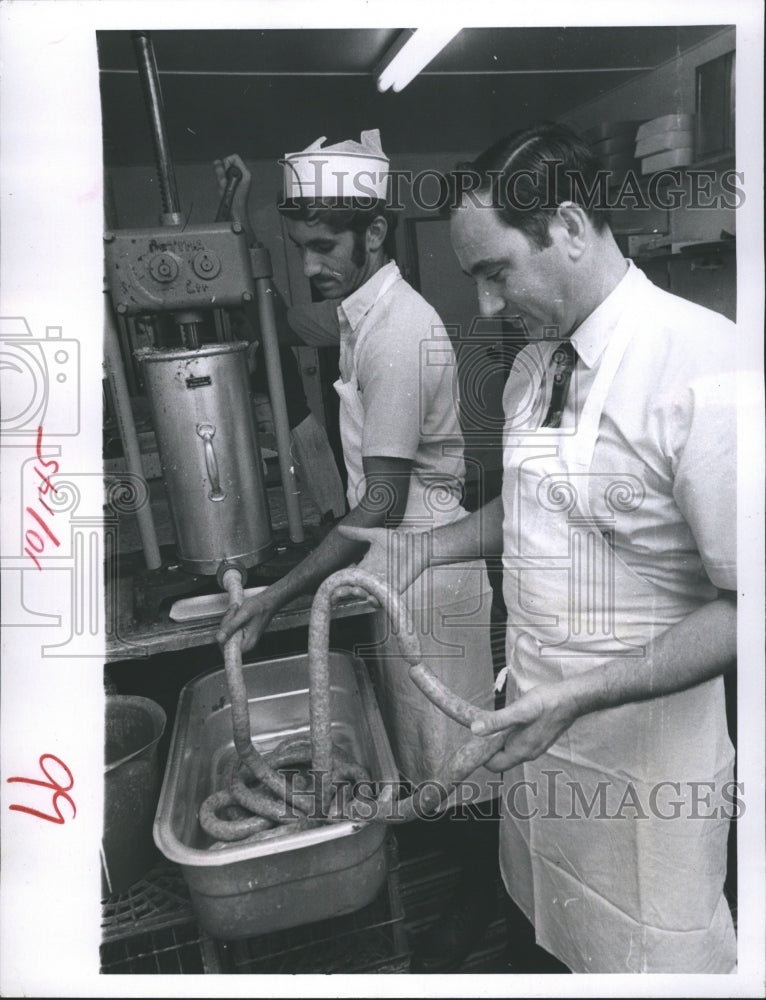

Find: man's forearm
<box><xmin>428</xmin><ymin>494</ymin><xmax>504</xmax><ymax>566</ymax></box>
<box><xmin>568</xmin><ymin>593</ymin><xmax>737</xmax><ymax>717</ymax></box>
<box><xmin>259</xmin><ymin>503</ymin><xmax>378</xmax><ymax>610</ymax></box>
<box><xmin>474</xmin><ymin>593</ymin><xmax>737</xmax><ymax>766</ymax></box>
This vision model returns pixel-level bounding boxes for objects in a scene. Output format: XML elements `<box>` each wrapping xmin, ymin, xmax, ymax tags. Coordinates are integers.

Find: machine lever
<box><xmin>216</xmin><ymin>164</ymin><xmax>243</xmax><ymax>224</ymax></box>
<box><xmin>197</xmin><ymin>423</ymin><xmax>226</xmax><ymax>502</ymax></box>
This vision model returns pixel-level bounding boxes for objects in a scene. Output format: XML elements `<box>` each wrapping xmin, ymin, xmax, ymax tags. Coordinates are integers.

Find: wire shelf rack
<box><xmin>101</xmin><ymin>860</ymin><xmax>195</xmax><ymax>944</ymax></box>
<box><xmin>100</xmin><ymin>922</ymin><xmax>223</xmax><ymax>974</ymax></box>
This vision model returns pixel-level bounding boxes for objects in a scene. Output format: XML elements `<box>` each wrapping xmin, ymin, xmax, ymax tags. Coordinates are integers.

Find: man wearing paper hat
<box><xmin>217</xmin><ymin>131</ymin><xmax>499</xmax><ymax>972</ymax></box>
<box><xmin>276</xmin><ymin>130</ymin><xmax>398</xmax><ymax>302</ymax></box>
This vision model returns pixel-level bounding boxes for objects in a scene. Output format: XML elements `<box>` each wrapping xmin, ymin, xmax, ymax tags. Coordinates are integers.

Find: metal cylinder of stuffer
<box><xmin>136</xmin><ymin>341</ymin><xmax>274</xmax><ymax>575</ymax></box>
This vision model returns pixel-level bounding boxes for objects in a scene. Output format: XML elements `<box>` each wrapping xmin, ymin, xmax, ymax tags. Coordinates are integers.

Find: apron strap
<box><xmin>560</xmin><ymin>308</ymin><xmax>641</xmax><ymax>470</ymax></box>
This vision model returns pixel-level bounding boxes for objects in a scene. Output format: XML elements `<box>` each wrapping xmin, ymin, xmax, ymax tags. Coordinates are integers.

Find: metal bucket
<box><xmin>136</xmin><ymin>341</ymin><xmax>274</xmax><ymax>575</ymax></box>
<box><xmin>153</xmin><ymin>651</ymin><xmax>399</xmax><ymax>939</ymax></box>
<box><xmin>102</xmin><ymin>695</ymin><xmax>167</xmax><ymax>897</ymax></box>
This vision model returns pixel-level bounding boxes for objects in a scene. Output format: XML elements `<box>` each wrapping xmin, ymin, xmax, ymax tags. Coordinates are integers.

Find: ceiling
<box><xmin>97</xmin><ymin>26</ymin><xmax>727</xmax><ymax>167</ymax></box>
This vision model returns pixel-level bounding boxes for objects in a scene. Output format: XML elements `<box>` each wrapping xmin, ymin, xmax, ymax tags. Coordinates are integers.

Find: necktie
<box><xmin>541</xmin><ymin>340</ymin><xmax>576</xmax><ymax>428</ymax></box>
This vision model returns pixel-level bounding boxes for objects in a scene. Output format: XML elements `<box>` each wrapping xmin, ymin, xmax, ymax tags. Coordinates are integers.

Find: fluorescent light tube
<box><xmin>376</xmin><ymin>28</ymin><xmax>461</xmax><ymax>93</ymax></box>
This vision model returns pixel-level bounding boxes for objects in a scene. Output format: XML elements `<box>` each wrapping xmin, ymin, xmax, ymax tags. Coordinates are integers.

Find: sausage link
<box><xmin>198</xmin><ymin>789</ymin><xmax>275</xmax><ymax>842</ymax></box>
<box><xmin>408</xmin><ymin>663</ymin><xmax>490</xmax><ymax>726</ymax></box>
<box><xmin>231</xmin><ymin>770</ymin><xmax>305</xmax><ymax>824</ymax></box>
<box><xmin>205</xmin><ymin>563</ymin><xmax>502</xmax><ymax>841</ymax></box>
<box><xmin>447</xmin><ymin>731</ymin><xmax>507</xmax><ymax>783</ymax></box>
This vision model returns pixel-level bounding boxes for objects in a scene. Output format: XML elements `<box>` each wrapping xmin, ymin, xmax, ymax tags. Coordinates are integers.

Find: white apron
<box><xmin>498</xmin><ymin>318</ymin><xmax>737</xmax><ymax>972</ymax></box>
<box><xmin>335</xmin><ymin>271</ymin><xmax>496</xmax><ymax>804</ymax></box>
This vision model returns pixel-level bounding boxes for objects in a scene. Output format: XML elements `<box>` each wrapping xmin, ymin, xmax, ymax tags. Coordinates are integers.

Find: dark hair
<box><xmin>277</xmin><ymin>197</ymin><xmax>399</xmax><ymax>260</ymax></box>
<box><xmin>450</xmin><ymin>121</ymin><xmax>611</xmax><ymax>249</ymax></box>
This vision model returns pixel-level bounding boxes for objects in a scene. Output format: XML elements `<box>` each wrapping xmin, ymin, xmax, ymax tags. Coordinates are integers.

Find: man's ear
<box><xmin>554</xmin><ymin>201</ymin><xmax>588</xmax><ymax>258</ymax></box>
<box><xmin>366</xmin><ymin>215</ymin><xmax>388</xmax><ymax>252</ymax></box>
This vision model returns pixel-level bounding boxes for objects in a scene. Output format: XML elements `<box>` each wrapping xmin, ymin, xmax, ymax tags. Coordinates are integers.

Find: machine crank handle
<box><xmin>196</xmin><ymin>423</ymin><xmax>226</xmax><ymax>501</ymax></box>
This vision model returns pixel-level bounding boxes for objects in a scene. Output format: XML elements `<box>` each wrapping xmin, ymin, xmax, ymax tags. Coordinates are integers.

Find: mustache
<box><xmin>312</xmin><ymin>273</ymin><xmax>343</xmax><ymax>286</ymax></box>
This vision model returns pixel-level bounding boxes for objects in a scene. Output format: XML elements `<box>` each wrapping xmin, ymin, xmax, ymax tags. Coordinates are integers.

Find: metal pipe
<box><xmin>103</xmin><ymin>299</ymin><xmax>162</xmax><ymax>571</ymax></box>
<box><xmin>213</xmin><ymin>162</ymin><xmax>302</xmax><ymax>541</ymax></box>
<box><xmin>254</xmin><ymin>276</ymin><xmax>305</xmax><ymax>544</ymax></box>
<box><xmin>131</xmin><ymin>31</ymin><xmax>181</xmax><ymax>217</ymax></box>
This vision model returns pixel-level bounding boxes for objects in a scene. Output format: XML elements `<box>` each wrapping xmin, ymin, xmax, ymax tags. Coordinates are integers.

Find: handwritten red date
<box><xmin>24</xmin><ymin>425</ymin><xmax>61</xmax><ymax>569</ymax></box>
<box><xmin>7</xmin><ymin>753</ymin><xmax>76</xmax><ymax>825</ymax></box>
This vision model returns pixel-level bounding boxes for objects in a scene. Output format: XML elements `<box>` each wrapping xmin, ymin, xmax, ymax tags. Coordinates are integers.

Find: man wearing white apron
<box><xmin>217</xmin><ymin>133</ymin><xmax>498</xmax><ymax>971</ymax></box>
<box><xmin>347</xmin><ymin>122</ymin><xmax>745</xmax><ymax>973</ymax></box>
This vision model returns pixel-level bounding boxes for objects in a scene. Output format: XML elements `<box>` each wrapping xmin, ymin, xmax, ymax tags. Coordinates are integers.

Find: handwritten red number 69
<box><xmin>7</xmin><ymin>754</ymin><xmax>76</xmax><ymax>824</ymax></box>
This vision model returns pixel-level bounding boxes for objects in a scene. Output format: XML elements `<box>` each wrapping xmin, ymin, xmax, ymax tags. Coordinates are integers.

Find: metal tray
<box><xmin>153</xmin><ymin>650</ymin><xmax>399</xmax><ymax>939</ymax></box>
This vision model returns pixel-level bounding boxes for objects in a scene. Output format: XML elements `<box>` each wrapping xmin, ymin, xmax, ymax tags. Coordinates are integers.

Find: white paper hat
<box><xmin>283</xmin><ymin>129</ymin><xmax>389</xmax><ymax>200</ymax></box>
